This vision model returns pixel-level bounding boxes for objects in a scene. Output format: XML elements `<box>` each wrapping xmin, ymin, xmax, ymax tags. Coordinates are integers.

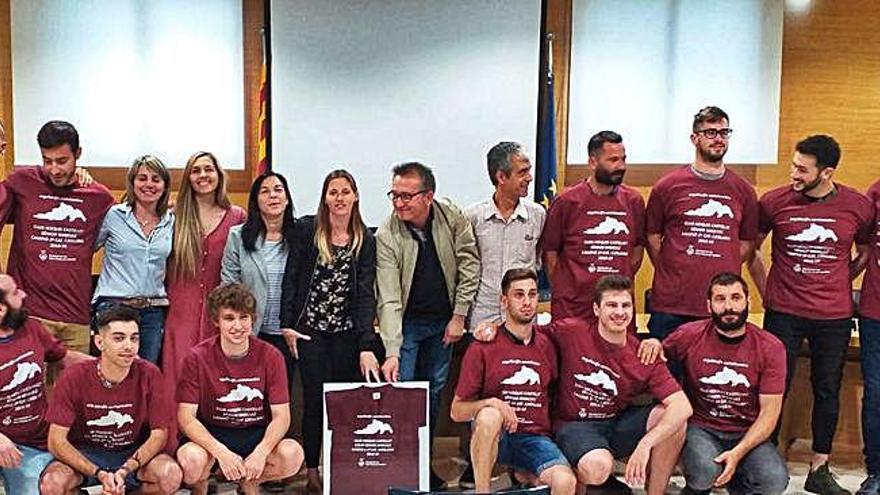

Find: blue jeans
<box><xmin>399</xmin><ymin>319</ymin><xmax>453</xmax><ymax>438</ymax></box>
<box><xmin>647</xmin><ymin>311</ymin><xmax>703</xmax><ymax>340</ymax></box>
<box><xmin>681</xmin><ymin>424</ymin><xmax>788</xmax><ymax>495</ymax></box>
<box><xmin>497</xmin><ymin>432</ymin><xmax>569</xmax><ymax>476</ymax></box>
<box><xmin>861</xmin><ymin>316</ymin><xmax>880</xmax><ymax>475</ymax></box>
<box><xmin>93</xmin><ymin>300</ymin><xmax>166</xmax><ymax>364</ymax></box>
<box><xmin>0</xmin><ymin>444</ymin><xmax>54</xmax><ymax>495</ymax></box>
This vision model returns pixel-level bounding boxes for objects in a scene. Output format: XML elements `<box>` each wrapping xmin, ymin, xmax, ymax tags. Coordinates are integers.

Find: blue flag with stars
<box><xmin>535</xmin><ymin>34</ymin><xmax>557</xmax><ymax>208</ymax></box>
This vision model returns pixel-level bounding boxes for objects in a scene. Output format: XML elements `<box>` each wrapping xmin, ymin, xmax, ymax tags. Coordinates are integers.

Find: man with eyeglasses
<box><xmin>376</xmin><ymin>161</ymin><xmax>480</xmax><ymax>489</ymax></box>
<box><xmin>644</xmin><ymin>106</ymin><xmax>759</xmax><ymax>341</ymax></box>
<box><xmin>748</xmin><ymin>135</ymin><xmax>873</xmax><ymax>495</ymax></box>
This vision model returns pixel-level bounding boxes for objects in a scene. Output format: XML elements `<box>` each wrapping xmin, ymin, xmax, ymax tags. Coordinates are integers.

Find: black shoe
<box><xmin>431</xmin><ymin>470</ymin><xmax>448</xmax><ymax>491</ymax></box>
<box><xmin>857</xmin><ymin>474</ymin><xmax>880</xmax><ymax>495</ymax></box>
<box><xmin>593</xmin><ymin>476</ymin><xmax>632</xmax><ymax>495</ymax></box>
<box><xmin>680</xmin><ymin>486</ymin><xmax>711</xmax><ymax>495</ymax></box>
<box><xmin>805</xmin><ymin>464</ymin><xmax>852</xmax><ymax>495</ymax></box>
<box><xmin>459</xmin><ymin>463</ymin><xmax>476</xmax><ymax>489</ymax></box>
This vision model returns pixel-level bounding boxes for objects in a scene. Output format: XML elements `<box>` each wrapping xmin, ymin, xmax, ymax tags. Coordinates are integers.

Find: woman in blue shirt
<box><xmin>92</xmin><ymin>155</ymin><xmax>174</xmax><ymax>363</ymax></box>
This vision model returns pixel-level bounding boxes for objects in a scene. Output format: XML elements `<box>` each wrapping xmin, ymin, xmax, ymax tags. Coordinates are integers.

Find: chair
<box><xmin>389</xmin><ymin>486</ymin><xmax>550</xmax><ymax>495</ymax></box>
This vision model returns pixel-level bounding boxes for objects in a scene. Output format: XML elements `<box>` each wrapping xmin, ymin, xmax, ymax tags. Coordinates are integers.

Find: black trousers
<box><xmin>297</xmin><ymin>329</ymin><xmax>361</xmax><ymax>468</ymax></box>
<box><xmin>764</xmin><ymin>308</ymin><xmax>853</xmax><ymax>454</ymax></box>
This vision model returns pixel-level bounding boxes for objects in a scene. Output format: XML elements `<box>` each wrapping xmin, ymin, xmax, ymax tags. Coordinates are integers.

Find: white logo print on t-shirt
<box><xmin>501</xmin><ymin>365</ymin><xmax>541</xmax><ymax>386</ymax></box>
<box><xmin>699</xmin><ymin>366</ymin><xmax>751</xmax><ymax>388</ymax></box>
<box><xmin>786</xmin><ymin>223</ymin><xmax>838</xmax><ymax>243</ymax></box>
<box><xmin>684</xmin><ymin>199</ymin><xmax>734</xmax><ymax>219</ymax></box>
<box><xmin>217</xmin><ymin>384</ymin><xmax>264</xmax><ymax>403</ymax></box>
<box><xmin>1</xmin><ymin>362</ymin><xmax>41</xmax><ymax>391</ymax></box>
<box><xmin>33</xmin><ymin>202</ymin><xmax>87</xmax><ymax>222</ymax></box>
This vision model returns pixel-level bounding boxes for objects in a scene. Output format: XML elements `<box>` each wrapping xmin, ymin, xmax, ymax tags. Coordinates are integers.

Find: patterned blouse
<box><xmin>302</xmin><ymin>245</ymin><xmax>355</xmax><ymax>333</ymax></box>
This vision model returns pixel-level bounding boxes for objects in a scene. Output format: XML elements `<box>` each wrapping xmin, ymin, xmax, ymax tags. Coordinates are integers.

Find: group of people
<box><xmin>0</xmin><ymin>103</ymin><xmax>874</xmax><ymax>495</ymax></box>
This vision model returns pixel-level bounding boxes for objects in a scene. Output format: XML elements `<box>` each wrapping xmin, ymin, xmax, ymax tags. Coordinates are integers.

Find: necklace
<box><xmin>97</xmin><ymin>362</ymin><xmax>117</xmax><ymax>389</ymax></box>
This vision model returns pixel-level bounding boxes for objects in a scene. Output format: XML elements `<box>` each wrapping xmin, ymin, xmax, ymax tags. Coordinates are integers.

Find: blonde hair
<box><xmin>170</xmin><ymin>151</ymin><xmax>232</xmax><ymax>279</ymax></box>
<box><xmin>122</xmin><ymin>155</ymin><xmax>171</xmax><ymax>216</ymax></box>
<box><xmin>315</xmin><ymin>170</ymin><xmax>365</xmax><ymax>264</ymax></box>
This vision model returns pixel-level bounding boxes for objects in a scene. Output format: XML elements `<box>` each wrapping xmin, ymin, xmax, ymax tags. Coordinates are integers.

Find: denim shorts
<box><xmin>497</xmin><ymin>432</ymin><xmax>569</xmax><ymax>476</ymax></box>
<box><xmin>79</xmin><ymin>445</ymin><xmax>140</xmax><ymax>490</ymax></box>
<box><xmin>554</xmin><ymin>405</ymin><xmax>654</xmax><ymax>464</ymax></box>
<box><xmin>0</xmin><ymin>443</ymin><xmax>54</xmax><ymax>495</ymax></box>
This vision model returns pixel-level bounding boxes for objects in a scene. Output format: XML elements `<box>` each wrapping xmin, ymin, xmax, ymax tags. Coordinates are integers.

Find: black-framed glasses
<box><xmin>387</xmin><ymin>190</ymin><xmax>428</xmax><ymax>203</ymax></box>
<box><xmin>695</xmin><ymin>128</ymin><xmax>733</xmax><ymax>139</ymax></box>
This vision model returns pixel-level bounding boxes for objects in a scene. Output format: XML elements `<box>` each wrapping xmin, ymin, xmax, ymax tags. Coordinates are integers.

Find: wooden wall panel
<box><xmin>0</xmin><ymin>0</ymin><xmax>11</xmax><ymax>178</ymax></box>
<box><xmin>764</xmin><ymin>0</ymin><xmax>880</xmax><ymax>192</ymax></box>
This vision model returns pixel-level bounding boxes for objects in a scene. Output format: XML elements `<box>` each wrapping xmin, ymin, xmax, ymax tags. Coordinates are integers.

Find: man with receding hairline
<box><xmin>540</xmin><ymin>130</ymin><xmax>645</xmax><ymax>323</ymax></box>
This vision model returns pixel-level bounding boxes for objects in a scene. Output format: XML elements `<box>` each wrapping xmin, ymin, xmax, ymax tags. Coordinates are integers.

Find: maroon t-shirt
<box><xmin>541</xmin><ymin>181</ymin><xmax>645</xmax><ymax>321</ymax></box>
<box><xmin>455</xmin><ymin>327</ymin><xmax>558</xmax><ymax>436</ymax></box>
<box><xmin>663</xmin><ymin>320</ymin><xmax>786</xmax><ymax>433</ymax></box>
<box><xmin>759</xmin><ymin>184</ymin><xmax>874</xmax><ymax>319</ymax></box>
<box><xmin>0</xmin><ymin>319</ymin><xmax>66</xmax><ymax>449</ymax></box>
<box><xmin>645</xmin><ymin>166</ymin><xmax>758</xmax><ymax>316</ymax></box>
<box><xmin>2</xmin><ymin>167</ymin><xmax>114</xmax><ymax>324</ymax></box>
<box><xmin>325</xmin><ymin>385</ymin><xmax>427</xmax><ymax>495</ymax></box>
<box><xmin>546</xmin><ymin>318</ymin><xmax>680</xmax><ymax>423</ymax></box>
<box><xmin>859</xmin><ymin>180</ymin><xmax>880</xmax><ymax>321</ymax></box>
<box><xmin>47</xmin><ymin>359</ymin><xmax>168</xmax><ymax>451</ymax></box>
<box><xmin>177</xmin><ymin>336</ymin><xmax>289</xmax><ymax>429</ymax></box>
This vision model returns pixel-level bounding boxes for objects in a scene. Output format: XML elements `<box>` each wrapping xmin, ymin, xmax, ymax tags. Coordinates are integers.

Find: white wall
<box><xmin>271</xmin><ymin>0</ymin><xmax>541</xmax><ymax>225</ymax></box>
<box><xmin>11</xmin><ymin>0</ymin><xmax>245</xmax><ymax>169</ymax></box>
<box><xmin>567</xmin><ymin>0</ymin><xmax>783</xmax><ymax>165</ymax></box>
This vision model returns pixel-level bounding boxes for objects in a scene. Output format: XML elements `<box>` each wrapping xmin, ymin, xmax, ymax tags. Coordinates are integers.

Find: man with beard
<box><xmin>0</xmin><ymin>274</ymin><xmax>89</xmax><ymax>494</ymax></box>
<box><xmin>540</xmin><ymin>131</ymin><xmax>645</xmax><ymax>322</ymax></box>
<box><xmin>748</xmin><ymin>135</ymin><xmax>873</xmax><ymax>495</ymax></box>
<box><xmin>452</xmin><ymin>268</ymin><xmax>576</xmax><ymax>494</ymax></box>
<box><xmin>638</xmin><ymin>272</ymin><xmax>789</xmax><ymax>494</ymax></box>
<box><xmin>645</xmin><ymin>107</ymin><xmax>758</xmax><ymax>340</ymax></box>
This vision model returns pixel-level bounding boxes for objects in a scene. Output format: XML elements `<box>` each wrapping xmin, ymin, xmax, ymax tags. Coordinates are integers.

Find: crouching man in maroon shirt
<box><xmin>176</xmin><ymin>283</ymin><xmax>303</xmax><ymax>495</ymax></box>
<box><xmin>452</xmin><ymin>268</ymin><xmax>577</xmax><ymax>494</ymax></box>
<box><xmin>41</xmin><ymin>305</ymin><xmax>181</xmax><ymax>494</ymax></box>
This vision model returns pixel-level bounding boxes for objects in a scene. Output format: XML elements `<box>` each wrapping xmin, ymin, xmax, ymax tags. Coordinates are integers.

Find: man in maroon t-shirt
<box><xmin>0</xmin><ymin>274</ymin><xmax>90</xmax><ymax>494</ymax></box>
<box><xmin>639</xmin><ymin>272</ymin><xmax>789</xmax><ymax>494</ymax></box>
<box><xmin>40</xmin><ymin>305</ymin><xmax>181</xmax><ymax>495</ymax></box>
<box><xmin>452</xmin><ymin>269</ymin><xmax>576</xmax><ymax>494</ymax></box>
<box><xmin>857</xmin><ymin>179</ymin><xmax>880</xmax><ymax>495</ymax></box>
<box><xmin>176</xmin><ymin>283</ymin><xmax>303</xmax><ymax>495</ymax></box>
<box><xmin>0</xmin><ymin>121</ymin><xmax>114</xmax><ymax>355</ymax></box>
<box><xmin>748</xmin><ymin>134</ymin><xmax>874</xmax><ymax>495</ymax></box>
<box><xmin>541</xmin><ymin>131</ymin><xmax>645</xmax><ymax>323</ymax></box>
<box><xmin>645</xmin><ymin>106</ymin><xmax>758</xmax><ymax>340</ymax></box>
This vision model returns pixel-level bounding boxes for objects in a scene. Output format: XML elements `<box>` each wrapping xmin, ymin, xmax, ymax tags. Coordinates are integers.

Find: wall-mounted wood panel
<box><xmin>764</xmin><ymin>0</ymin><xmax>880</xmax><ymax>192</ymax></box>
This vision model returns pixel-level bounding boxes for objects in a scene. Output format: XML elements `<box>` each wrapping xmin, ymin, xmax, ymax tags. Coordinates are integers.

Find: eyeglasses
<box><xmin>695</xmin><ymin>128</ymin><xmax>733</xmax><ymax>139</ymax></box>
<box><xmin>387</xmin><ymin>190</ymin><xmax>428</xmax><ymax>203</ymax></box>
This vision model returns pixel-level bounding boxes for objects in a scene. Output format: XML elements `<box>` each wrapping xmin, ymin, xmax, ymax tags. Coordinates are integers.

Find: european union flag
<box><xmin>534</xmin><ymin>33</ymin><xmax>557</xmax><ymax>208</ymax></box>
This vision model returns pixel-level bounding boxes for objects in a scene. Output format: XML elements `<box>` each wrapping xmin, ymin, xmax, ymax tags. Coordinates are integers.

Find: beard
<box><xmin>595</xmin><ymin>168</ymin><xmax>625</xmax><ymax>186</ymax></box>
<box><xmin>711</xmin><ymin>305</ymin><xmax>748</xmax><ymax>333</ymax></box>
<box><xmin>795</xmin><ymin>175</ymin><xmax>823</xmax><ymax>194</ymax></box>
<box><xmin>698</xmin><ymin>144</ymin><xmax>727</xmax><ymax>163</ymax></box>
<box><xmin>2</xmin><ymin>308</ymin><xmax>28</xmax><ymax>330</ymax></box>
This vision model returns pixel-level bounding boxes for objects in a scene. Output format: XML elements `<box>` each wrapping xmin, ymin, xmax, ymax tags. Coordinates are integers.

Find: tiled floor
<box><xmin>7</xmin><ymin>438</ymin><xmax>869</xmax><ymax>494</ymax></box>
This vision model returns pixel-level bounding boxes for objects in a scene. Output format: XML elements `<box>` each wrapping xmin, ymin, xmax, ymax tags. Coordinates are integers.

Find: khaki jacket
<box><xmin>375</xmin><ymin>198</ymin><xmax>480</xmax><ymax>357</ymax></box>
